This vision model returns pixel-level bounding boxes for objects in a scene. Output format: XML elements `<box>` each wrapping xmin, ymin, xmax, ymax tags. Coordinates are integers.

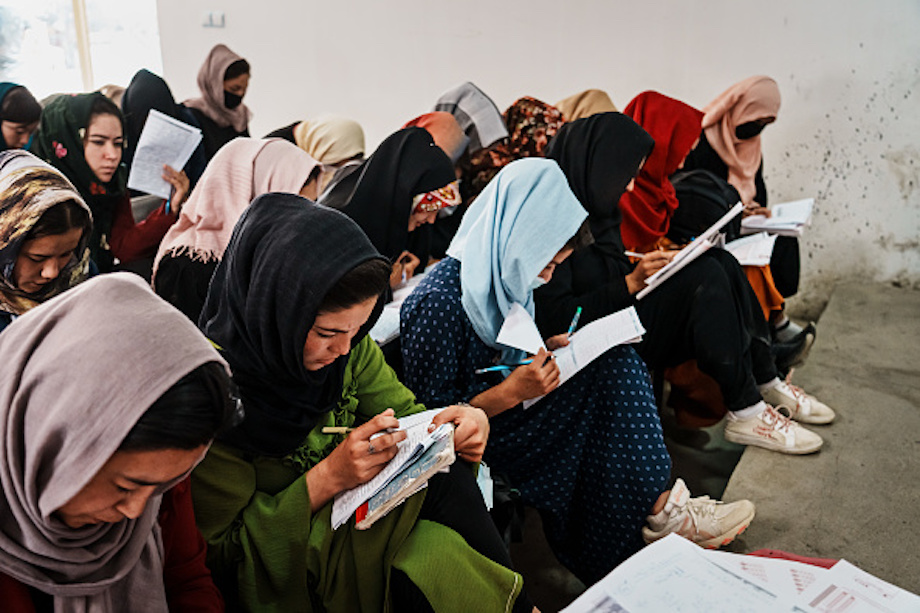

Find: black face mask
<box><xmin>224</xmin><ymin>91</ymin><xmax>243</xmax><ymax>109</ymax></box>
<box><xmin>735</xmin><ymin>121</ymin><xmax>767</xmax><ymax>140</ymax></box>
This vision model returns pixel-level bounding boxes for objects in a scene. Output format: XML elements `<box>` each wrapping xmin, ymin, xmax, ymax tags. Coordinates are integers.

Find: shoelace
<box><xmin>761</xmin><ymin>405</ymin><xmax>794</xmax><ymax>434</ymax></box>
<box><xmin>781</xmin><ymin>370</ymin><xmax>813</xmax><ymax>415</ymax></box>
<box><xmin>683</xmin><ymin>497</ymin><xmax>722</xmax><ymax>534</ymax></box>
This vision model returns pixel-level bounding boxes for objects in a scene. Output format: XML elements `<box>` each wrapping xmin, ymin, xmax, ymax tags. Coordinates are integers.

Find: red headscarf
<box><xmin>620</xmin><ymin>91</ymin><xmax>703</xmax><ymax>251</ymax></box>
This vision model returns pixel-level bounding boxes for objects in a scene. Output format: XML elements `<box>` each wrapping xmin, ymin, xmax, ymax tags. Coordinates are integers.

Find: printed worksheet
<box><xmin>127</xmin><ymin>109</ymin><xmax>202</xmax><ymax>199</ymax></box>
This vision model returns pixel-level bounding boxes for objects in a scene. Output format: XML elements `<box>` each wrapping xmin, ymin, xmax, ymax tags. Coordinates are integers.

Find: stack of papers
<box><xmin>725</xmin><ymin>232</ymin><xmax>778</xmax><ymax>266</ymax></box>
<box><xmin>741</xmin><ymin>198</ymin><xmax>814</xmax><ymax>237</ymax></box>
<box><xmin>127</xmin><ymin>109</ymin><xmax>202</xmax><ymax>199</ymax></box>
<box><xmin>563</xmin><ymin>534</ymin><xmax>920</xmax><ymax>612</ymax></box>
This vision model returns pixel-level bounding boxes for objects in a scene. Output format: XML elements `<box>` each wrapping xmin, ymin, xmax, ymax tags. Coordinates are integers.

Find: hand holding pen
<box><xmin>503</xmin><ymin>347</ymin><xmax>560</xmax><ymax>401</ymax></box>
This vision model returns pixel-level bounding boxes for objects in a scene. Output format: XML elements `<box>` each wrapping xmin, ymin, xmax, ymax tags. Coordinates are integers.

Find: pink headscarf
<box><xmin>183</xmin><ymin>44</ymin><xmax>252</xmax><ymax>132</ymax></box>
<box><xmin>701</xmin><ymin>76</ymin><xmax>781</xmax><ymax>205</ymax></box>
<box><xmin>153</xmin><ymin>138</ymin><xmax>318</xmax><ymax>274</ymax></box>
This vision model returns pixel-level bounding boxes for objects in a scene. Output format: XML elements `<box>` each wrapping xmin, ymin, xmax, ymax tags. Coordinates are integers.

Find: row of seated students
<box><xmin>0</xmin><ymin>46</ymin><xmax>833</xmax><ymax>611</ymax></box>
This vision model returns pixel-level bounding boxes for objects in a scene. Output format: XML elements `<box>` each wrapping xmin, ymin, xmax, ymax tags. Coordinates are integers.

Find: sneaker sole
<box><xmin>724</xmin><ymin>430</ymin><xmax>823</xmax><ymax>454</ymax></box>
<box><xmin>792</xmin><ymin>412</ymin><xmax>835</xmax><ymax>426</ymax></box>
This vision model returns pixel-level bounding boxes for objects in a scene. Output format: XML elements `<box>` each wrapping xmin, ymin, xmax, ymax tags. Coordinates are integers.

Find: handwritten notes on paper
<box><xmin>127</xmin><ymin>110</ymin><xmax>202</xmax><ymax>199</ymax></box>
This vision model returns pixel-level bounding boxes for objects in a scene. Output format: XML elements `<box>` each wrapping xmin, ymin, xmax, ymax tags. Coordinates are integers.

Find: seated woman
<box><xmin>0</xmin><ymin>150</ymin><xmax>92</xmax><ymax>333</ymax></box>
<box><xmin>318</xmin><ymin>127</ymin><xmax>458</xmax><ymax>289</ymax></box>
<box><xmin>534</xmin><ymin>113</ymin><xmax>834</xmax><ymax>456</ymax></box>
<box><xmin>264</xmin><ymin>113</ymin><xmax>365</xmax><ymax>193</ymax></box>
<box><xmin>191</xmin><ymin>195</ymin><xmax>531</xmax><ymax>612</ymax></box>
<box><xmin>153</xmin><ymin>138</ymin><xmax>319</xmax><ymax>322</ymax></box>
<box><xmin>184</xmin><ymin>44</ymin><xmax>252</xmax><ymax>161</ymax></box>
<box><xmin>32</xmin><ymin>93</ymin><xmax>188</xmax><ymax>273</ymax></box>
<box><xmin>682</xmin><ymin>76</ymin><xmax>811</xmax><ymax>359</ymax></box>
<box><xmin>0</xmin><ymin>272</ymin><xmax>236</xmax><ymax>612</ymax></box>
<box><xmin>121</xmin><ymin>68</ymin><xmax>208</xmax><ymax>188</ymax></box>
<box><xmin>400</xmin><ymin>158</ymin><xmax>754</xmax><ymax>585</ymax></box>
<box><xmin>0</xmin><ymin>83</ymin><xmax>41</xmax><ymax>151</ymax></box>
<box><xmin>403</xmin><ymin>111</ymin><xmax>469</xmax><ymax>164</ymax></box>
<box><xmin>554</xmin><ymin>88</ymin><xmax>618</xmax><ymax>121</ymax></box>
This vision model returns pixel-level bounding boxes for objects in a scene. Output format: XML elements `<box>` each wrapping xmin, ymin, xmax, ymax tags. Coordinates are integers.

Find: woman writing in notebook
<box><xmin>191</xmin><ymin>195</ymin><xmax>534</xmax><ymax>612</ymax></box>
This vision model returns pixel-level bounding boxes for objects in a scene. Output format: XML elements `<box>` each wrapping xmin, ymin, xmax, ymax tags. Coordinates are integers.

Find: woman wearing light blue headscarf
<box><xmin>400</xmin><ymin>158</ymin><xmax>672</xmax><ymax>584</ymax></box>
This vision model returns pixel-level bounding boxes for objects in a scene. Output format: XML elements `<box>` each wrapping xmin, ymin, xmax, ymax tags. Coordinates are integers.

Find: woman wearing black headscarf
<box><xmin>191</xmin><ymin>195</ymin><xmax>530</xmax><ymax>612</ymax></box>
<box><xmin>319</xmin><ymin>127</ymin><xmax>457</xmax><ymax>288</ymax></box>
<box><xmin>535</xmin><ymin>113</ymin><xmax>833</xmax><ymax>455</ymax></box>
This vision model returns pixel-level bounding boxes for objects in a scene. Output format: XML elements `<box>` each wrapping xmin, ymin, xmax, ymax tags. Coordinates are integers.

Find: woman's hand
<box><xmin>305</xmin><ymin>409</ymin><xmax>406</xmax><ymax>511</ymax></box>
<box><xmin>505</xmin><ymin>348</ymin><xmax>560</xmax><ymax>402</ymax></box>
<box><xmin>743</xmin><ymin>203</ymin><xmax>771</xmax><ymax>218</ymax></box>
<box><xmin>625</xmin><ymin>250</ymin><xmax>675</xmax><ymax>294</ymax></box>
<box><xmin>389</xmin><ymin>251</ymin><xmax>421</xmax><ymax>289</ymax></box>
<box><xmin>429</xmin><ymin>405</ymin><xmax>490</xmax><ymax>463</ymax></box>
<box><xmin>162</xmin><ymin>165</ymin><xmax>190</xmax><ymax>213</ymax></box>
<box><xmin>545</xmin><ymin>334</ymin><xmax>570</xmax><ymax>351</ymax></box>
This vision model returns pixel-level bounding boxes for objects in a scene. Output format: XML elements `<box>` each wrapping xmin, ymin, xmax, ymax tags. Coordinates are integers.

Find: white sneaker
<box><xmin>642</xmin><ymin>478</ymin><xmax>756</xmax><ymax>549</ymax></box>
<box><xmin>761</xmin><ymin>374</ymin><xmax>835</xmax><ymax>425</ymax></box>
<box><xmin>724</xmin><ymin>405</ymin><xmax>823</xmax><ymax>454</ymax></box>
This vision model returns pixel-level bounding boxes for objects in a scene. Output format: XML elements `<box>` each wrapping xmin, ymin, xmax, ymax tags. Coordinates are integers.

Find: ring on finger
<box><xmin>368</xmin><ymin>442</ymin><xmax>376</xmax><ymax>455</ymax></box>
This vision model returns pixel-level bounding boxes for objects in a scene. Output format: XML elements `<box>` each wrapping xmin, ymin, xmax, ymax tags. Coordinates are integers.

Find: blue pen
<box><xmin>164</xmin><ymin>196</ymin><xmax>172</xmax><ymax>216</ymax></box>
<box><xmin>567</xmin><ymin>306</ymin><xmax>583</xmax><ymax>337</ymax></box>
<box><xmin>474</xmin><ymin>359</ymin><xmax>534</xmax><ymax>375</ymax></box>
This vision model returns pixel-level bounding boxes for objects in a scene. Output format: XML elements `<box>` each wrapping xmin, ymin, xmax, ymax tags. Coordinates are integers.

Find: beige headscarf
<box><xmin>554</xmin><ymin>89</ymin><xmax>618</xmax><ymax>121</ymax></box>
<box><xmin>701</xmin><ymin>75</ymin><xmax>781</xmax><ymax>205</ymax></box>
<box><xmin>0</xmin><ymin>273</ymin><xmax>225</xmax><ymax>612</ymax></box>
<box><xmin>183</xmin><ymin>44</ymin><xmax>252</xmax><ymax>132</ymax></box>
<box><xmin>292</xmin><ymin>114</ymin><xmax>365</xmax><ymax>165</ymax></box>
<box><xmin>153</xmin><ymin>138</ymin><xmax>318</xmax><ymax>276</ymax></box>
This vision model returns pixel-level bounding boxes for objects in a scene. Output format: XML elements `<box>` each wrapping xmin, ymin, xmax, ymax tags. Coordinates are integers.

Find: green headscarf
<box><xmin>32</xmin><ymin>92</ymin><xmax>126</xmax><ymax>271</ymax></box>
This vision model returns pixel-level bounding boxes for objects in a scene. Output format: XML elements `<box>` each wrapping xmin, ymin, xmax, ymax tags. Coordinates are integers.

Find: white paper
<box><xmin>705</xmin><ymin>549</ymin><xmax>826</xmax><ymax>604</ymax></box>
<box><xmin>563</xmin><ymin>534</ymin><xmax>792</xmax><ymax>613</ymax></box>
<box><xmin>496</xmin><ymin>303</ymin><xmax>546</xmax><ymax>355</ymax></box>
<box><xmin>742</xmin><ymin>198</ymin><xmax>814</xmax><ymax>237</ymax></box>
<box><xmin>795</xmin><ymin>560</ymin><xmax>920</xmax><ymax>612</ymax></box>
<box><xmin>524</xmin><ymin>307</ymin><xmax>645</xmax><ymax>408</ymax></box>
<box><xmin>331</xmin><ymin>408</ymin><xmax>445</xmax><ymax>529</ymax></box>
<box><xmin>127</xmin><ymin>109</ymin><xmax>202</xmax><ymax>199</ymax></box>
<box><xmin>636</xmin><ymin>201</ymin><xmax>743</xmax><ymax>300</ymax></box>
<box><xmin>725</xmin><ymin>232</ymin><xmax>778</xmax><ymax>266</ymax></box>
<box><xmin>369</xmin><ymin>307</ymin><xmax>401</xmax><ymax>345</ymax></box>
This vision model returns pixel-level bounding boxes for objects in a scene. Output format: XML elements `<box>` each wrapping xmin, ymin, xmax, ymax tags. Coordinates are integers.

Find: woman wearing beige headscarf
<box><xmin>554</xmin><ymin>88</ymin><xmax>618</xmax><ymax>121</ymax></box>
<box><xmin>0</xmin><ymin>272</ymin><xmax>235</xmax><ymax>612</ymax></box>
<box><xmin>184</xmin><ymin>44</ymin><xmax>252</xmax><ymax>160</ymax></box>
<box><xmin>153</xmin><ymin>138</ymin><xmax>319</xmax><ymax>322</ymax></box>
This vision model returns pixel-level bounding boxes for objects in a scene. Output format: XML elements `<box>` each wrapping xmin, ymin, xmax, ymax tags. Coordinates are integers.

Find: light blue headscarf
<box><xmin>447</xmin><ymin>158</ymin><xmax>587</xmax><ymax>361</ymax></box>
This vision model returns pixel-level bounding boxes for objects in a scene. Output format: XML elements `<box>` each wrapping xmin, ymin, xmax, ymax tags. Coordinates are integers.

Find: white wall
<box><xmin>156</xmin><ymin>0</ymin><xmax>920</xmax><ymax>317</ymax></box>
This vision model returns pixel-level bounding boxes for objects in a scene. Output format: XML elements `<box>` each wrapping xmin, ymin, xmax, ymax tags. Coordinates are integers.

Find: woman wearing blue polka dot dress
<box><xmin>400</xmin><ymin>158</ymin><xmax>753</xmax><ymax>585</ymax></box>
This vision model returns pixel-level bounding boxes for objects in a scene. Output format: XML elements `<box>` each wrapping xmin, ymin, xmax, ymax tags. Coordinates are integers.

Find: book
<box><xmin>741</xmin><ymin>198</ymin><xmax>814</xmax><ymax>237</ymax></box>
<box><xmin>355</xmin><ymin>423</ymin><xmax>455</xmax><ymax>529</ymax></box>
<box><xmin>331</xmin><ymin>409</ymin><xmax>453</xmax><ymax>530</ymax></box>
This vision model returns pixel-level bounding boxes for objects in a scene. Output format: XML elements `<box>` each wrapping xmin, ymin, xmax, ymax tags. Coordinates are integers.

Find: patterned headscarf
<box><xmin>466</xmin><ymin>97</ymin><xmax>565</xmax><ymax>198</ymax></box>
<box><xmin>0</xmin><ymin>150</ymin><xmax>91</xmax><ymax>315</ymax></box>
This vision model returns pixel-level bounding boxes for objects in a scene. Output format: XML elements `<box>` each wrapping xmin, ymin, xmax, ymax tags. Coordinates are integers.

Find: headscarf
<box><xmin>292</xmin><ymin>114</ymin><xmax>365</xmax><ymax>165</ymax></box>
<box><xmin>446</xmin><ymin>158</ymin><xmax>587</xmax><ymax>362</ymax></box>
<box><xmin>701</xmin><ymin>75</ymin><xmax>781</xmax><ymax>205</ymax></box>
<box><xmin>466</xmin><ymin>96</ymin><xmax>566</xmax><ymax>198</ymax></box>
<box><xmin>153</xmin><ymin>138</ymin><xmax>318</xmax><ymax>275</ymax></box>
<box><xmin>546</xmin><ymin>113</ymin><xmax>654</xmax><ymax>262</ymax></box>
<box><xmin>183</xmin><ymin>44</ymin><xmax>251</xmax><ymax>133</ymax></box>
<box><xmin>434</xmin><ymin>81</ymin><xmax>508</xmax><ymax>153</ymax></box>
<box><xmin>0</xmin><ymin>150</ymin><xmax>91</xmax><ymax>316</ymax></box>
<box><xmin>403</xmin><ymin>112</ymin><xmax>469</xmax><ymax>163</ymax></box>
<box><xmin>554</xmin><ymin>89</ymin><xmax>618</xmax><ymax>121</ymax></box>
<box><xmin>200</xmin><ymin>196</ymin><xmax>387</xmax><ymax>457</ymax></box>
<box><xmin>31</xmin><ymin>92</ymin><xmax>127</xmax><ymax>270</ymax></box>
<box><xmin>0</xmin><ymin>83</ymin><xmax>42</xmax><ymax>152</ymax></box>
<box><xmin>120</xmin><ymin>69</ymin><xmax>185</xmax><ymax>169</ymax></box>
<box><xmin>317</xmin><ymin>127</ymin><xmax>455</xmax><ymax>261</ymax></box>
<box><xmin>0</xmin><ymin>272</ymin><xmax>225</xmax><ymax>612</ymax></box>
<box><xmin>620</xmin><ymin>91</ymin><xmax>704</xmax><ymax>251</ymax></box>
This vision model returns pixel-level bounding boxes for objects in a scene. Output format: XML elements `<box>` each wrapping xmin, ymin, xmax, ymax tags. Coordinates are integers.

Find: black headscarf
<box><xmin>318</xmin><ymin>127</ymin><xmax>455</xmax><ymax>261</ymax></box>
<box><xmin>121</xmin><ymin>69</ymin><xmax>183</xmax><ymax>169</ymax></box>
<box><xmin>545</xmin><ymin>113</ymin><xmax>654</xmax><ymax>263</ymax></box>
<box><xmin>199</xmin><ymin>194</ymin><xmax>388</xmax><ymax>457</ymax></box>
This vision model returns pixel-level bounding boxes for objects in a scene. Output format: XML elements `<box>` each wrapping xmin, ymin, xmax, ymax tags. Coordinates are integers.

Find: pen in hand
<box><xmin>566</xmin><ymin>306</ymin><xmax>583</xmax><ymax>337</ymax></box>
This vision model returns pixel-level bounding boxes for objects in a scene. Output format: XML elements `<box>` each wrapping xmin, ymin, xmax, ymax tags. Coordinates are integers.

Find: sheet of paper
<box><xmin>563</xmin><ymin>534</ymin><xmax>794</xmax><ymax>613</ymax></box>
<box><xmin>496</xmin><ymin>302</ymin><xmax>546</xmax><ymax>355</ymax></box>
<box><xmin>795</xmin><ymin>560</ymin><xmax>920</xmax><ymax>612</ymax></box>
<box><xmin>725</xmin><ymin>232</ymin><xmax>778</xmax><ymax>266</ymax></box>
<box><xmin>331</xmin><ymin>408</ymin><xmax>445</xmax><ymax>529</ymax></box>
<box><xmin>127</xmin><ymin>109</ymin><xmax>202</xmax><ymax>199</ymax></box>
<box><xmin>705</xmin><ymin>549</ymin><xmax>827</xmax><ymax>604</ymax></box>
<box><xmin>742</xmin><ymin>198</ymin><xmax>814</xmax><ymax>236</ymax></box>
<box><xmin>523</xmin><ymin>307</ymin><xmax>645</xmax><ymax>409</ymax></box>
<box><xmin>369</xmin><ymin>306</ymin><xmax>401</xmax><ymax>345</ymax></box>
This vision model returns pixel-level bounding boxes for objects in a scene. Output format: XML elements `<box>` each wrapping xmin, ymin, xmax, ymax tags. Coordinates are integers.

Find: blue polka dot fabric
<box><xmin>401</xmin><ymin>257</ymin><xmax>671</xmax><ymax>584</ymax></box>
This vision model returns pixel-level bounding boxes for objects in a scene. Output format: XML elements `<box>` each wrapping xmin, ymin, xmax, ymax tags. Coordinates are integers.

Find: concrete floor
<box><xmin>511</xmin><ymin>281</ymin><xmax>920</xmax><ymax>611</ymax></box>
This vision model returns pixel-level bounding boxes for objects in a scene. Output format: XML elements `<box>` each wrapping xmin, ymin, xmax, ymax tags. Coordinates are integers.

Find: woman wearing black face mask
<box><xmin>682</xmin><ymin>76</ymin><xmax>810</xmax><ymax>364</ymax></box>
<box><xmin>184</xmin><ymin>44</ymin><xmax>252</xmax><ymax>161</ymax></box>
